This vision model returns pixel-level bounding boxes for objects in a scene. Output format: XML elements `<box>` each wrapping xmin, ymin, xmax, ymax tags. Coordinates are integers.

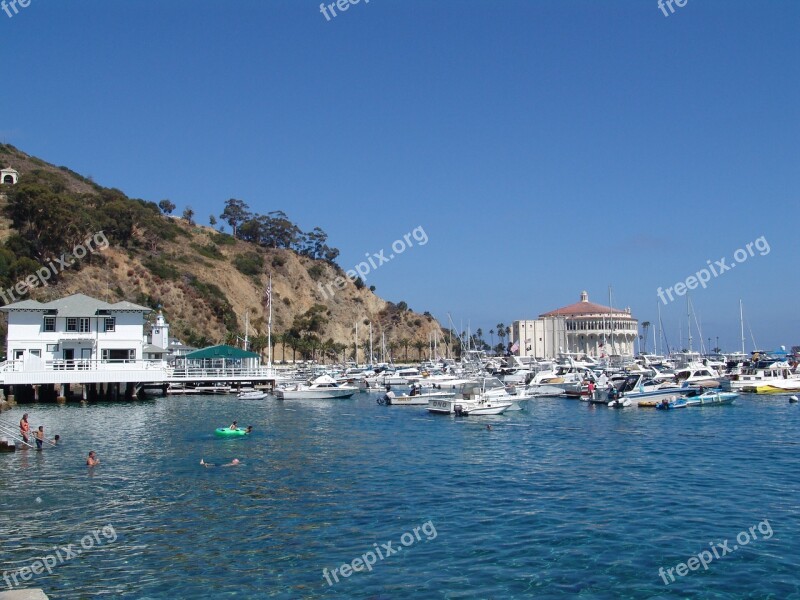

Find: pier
<box><xmin>0</xmin><ymin>358</ymin><xmax>277</xmax><ymax>402</ymax></box>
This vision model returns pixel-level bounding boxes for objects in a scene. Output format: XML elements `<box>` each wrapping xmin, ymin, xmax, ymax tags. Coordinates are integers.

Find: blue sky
<box><xmin>2</xmin><ymin>0</ymin><xmax>798</xmax><ymax>352</ymax></box>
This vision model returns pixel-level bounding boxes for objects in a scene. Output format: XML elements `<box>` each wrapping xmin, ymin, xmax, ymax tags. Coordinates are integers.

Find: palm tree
<box><xmin>413</xmin><ymin>340</ymin><xmax>426</xmax><ymax>361</ymax></box>
<box><xmin>489</xmin><ymin>329</ymin><xmax>495</xmax><ymax>349</ymax></box>
<box><xmin>496</xmin><ymin>323</ymin><xmax>506</xmax><ymax>349</ymax></box>
<box><xmin>399</xmin><ymin>338</ymin><xmax>410</xmax><ymax>361</ymax></box>
<box><xmin>388</xmin><ymin>341</ymin><xmax>399</xmax><ymax>362</ymax></box>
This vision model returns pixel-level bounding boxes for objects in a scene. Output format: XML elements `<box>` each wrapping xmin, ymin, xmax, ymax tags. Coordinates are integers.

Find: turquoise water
<box><xmin>1</xmin><ymin>393</ymin><xmax>799</xmax><ymax>599</ymax></box>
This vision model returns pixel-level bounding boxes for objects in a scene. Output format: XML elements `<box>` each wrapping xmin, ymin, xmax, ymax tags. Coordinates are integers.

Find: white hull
<box><xmin>427</xmin><ymin>398</ymin><xmax>511</xmax><ymax>416</ymax></box>
<box><xmin>526</xmin><ymin>384</ymin><xmax>567</xmax><ymax>397</ymax></box>
<box><xmin>385</xmin><ymin>392</ymin><xmax>453</xmax><ymax>406</ymax></box>
<box><xmin>238</xmin><ymin>391</ymin><xmax>268</xmax><ymax>400</ymax></box>
<box><xmin>276</xmin><ymin>388</ymin><xmax>356</xmax><ymax>399</ymax></box>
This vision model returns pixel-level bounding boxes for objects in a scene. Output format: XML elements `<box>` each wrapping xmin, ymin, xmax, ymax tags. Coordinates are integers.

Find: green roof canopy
<box><xmin>184</xmin><ymin>345</ymin><xmax>260</xmax><ymax>360</ymax></box>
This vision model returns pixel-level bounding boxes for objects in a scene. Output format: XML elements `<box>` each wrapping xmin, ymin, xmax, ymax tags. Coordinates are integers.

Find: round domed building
<box><xmin>511</xmin><ymin>291</ymin><xmax>638</xmax><ymax>359</ymax></box>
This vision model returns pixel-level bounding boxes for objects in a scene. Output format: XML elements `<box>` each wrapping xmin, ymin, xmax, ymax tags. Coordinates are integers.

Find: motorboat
<box><xmin>598</xmin><ymin>374</ymin><xmax>698</xmax><ymax>405</ymax></box>
<box><xmin>724</xmin><ymin>359</ymin><xmax>800</xmax><ymax>393</ymax></box>
<box><xmin>238</xmin><ymin>390</ymin><xmax>268</xmax><ymax>400</ymax></box>
<box><xmin>683</xmin><ymin>390</ymin><xmax>738</xmax><ymax>406</ymax></box>
<box><xmin>673</xmin><ymin>363</ymin><xmax>722</xmax><ymax>387</ymax></box>
<box><xmin>427</xmin><ymin>397</ymin><xmax>512</xmax><ymax>416</ymax></box>
<box><xmin>275</xmin><ymin>375</ymin><xmax>357</xmax><ymax>400</ymax></box>
<box><xmin>379</xmin><ymin>390</ymin><xmax>454</xmax><ymax>406</ymax></box>
<box><xmin>427</xmin><ymin>380</ymin><xmax>513</xmax><ymax>416</ymax></box>
<box><xmin>526</xmin><ymin>365</ymin><xmax>591</xmax><ymax>397</ymax></box>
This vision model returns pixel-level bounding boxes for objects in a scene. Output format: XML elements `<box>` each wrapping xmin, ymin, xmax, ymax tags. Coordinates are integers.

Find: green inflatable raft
<box><xmin>215</xmin><ymin>428</ymin><xmax>247</xmax><ymax>437</ymax></box>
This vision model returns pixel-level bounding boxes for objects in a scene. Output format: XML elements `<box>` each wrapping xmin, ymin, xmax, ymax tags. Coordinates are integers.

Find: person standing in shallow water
<box><xmin>35</xmin><ymin>426</ymin><xmax>45</xmax><ymax>450</ymax></box>
<box><xmin>86</xmin><ymin>451</ymin><xmax>99</xmax><ymax>466</ymax></box>
<box><xmin>19</xmin><ymin>413</ymin><xmax>30</xmax><ymax>443</ymax></box>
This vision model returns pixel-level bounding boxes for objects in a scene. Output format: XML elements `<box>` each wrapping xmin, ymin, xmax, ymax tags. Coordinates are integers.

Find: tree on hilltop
<box><xmin>220</xmin><ymin>198</ymin><xmax>251</xmax><ymax>238</ymax></box>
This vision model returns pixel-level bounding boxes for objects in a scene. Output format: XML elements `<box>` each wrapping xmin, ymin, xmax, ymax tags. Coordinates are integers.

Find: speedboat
<box><xmin>275</xmin><ymin>375</ymin><xmax>357</xmax><ymax>400</ymax></box>
<box><xmin>599</xmin><ymin>374</ymin><xmax>698</xmax><ymax>406</ymax></box>
<box><xmin>379</xmin><ymin>391</ymin><xmax>454</xmax><ymax>406</ymax></box>
<box><xmin>427</xmin><ymin>397</ymin><xmax>512</xmax><ymax>416</ymax></box>
<box><xmin>683</xmin><ymin>390</ymin><xmax>738</xmax><ymax>406</ymax></box>
<box><xmin>427</xmin><ymin>380</ymin><xmax>513</xmax><ymax>416</ymax></box>
<box><xmin>238</xmin><ymin>390</ymin><xmax>268</xmax><ymax>400</ymax></box>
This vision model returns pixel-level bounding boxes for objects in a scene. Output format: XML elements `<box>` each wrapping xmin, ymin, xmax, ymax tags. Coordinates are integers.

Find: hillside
<box><xmin>0</xmin><ymin>144</ymin><xmax>449</xmax><ymax>362</ymax></box>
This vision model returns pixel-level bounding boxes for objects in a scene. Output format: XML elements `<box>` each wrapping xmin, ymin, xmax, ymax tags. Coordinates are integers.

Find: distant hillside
<box><xmin>0</xmin><ymin>144</ymin><xmax>450</xmax><ymax>362</ymax></box>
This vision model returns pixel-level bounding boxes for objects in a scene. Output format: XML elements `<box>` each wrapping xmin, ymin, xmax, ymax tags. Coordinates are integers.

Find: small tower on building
<box><xmin>151</xmin><ymin>312</ymin><xmax>170</xmax><ymax>350</ymax></box>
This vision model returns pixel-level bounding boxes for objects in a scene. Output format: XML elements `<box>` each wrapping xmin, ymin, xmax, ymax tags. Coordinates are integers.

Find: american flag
<box><xmin>510</xmin><ymin>341</ymin><xmax>520</xmax><ymax>353</ymax></box>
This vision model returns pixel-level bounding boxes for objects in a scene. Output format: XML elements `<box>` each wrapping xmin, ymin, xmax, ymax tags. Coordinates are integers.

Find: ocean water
<box><xmin>0</xmin><ymin>392</ymin><xmax>798</xmax><ymax>599</ymax></box>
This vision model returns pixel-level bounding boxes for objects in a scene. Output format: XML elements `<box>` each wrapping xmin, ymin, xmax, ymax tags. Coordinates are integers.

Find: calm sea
<box><xmin>0</xmin><ymin>392</ymin><xmax>798</xmax><ymax>599</ymax></box>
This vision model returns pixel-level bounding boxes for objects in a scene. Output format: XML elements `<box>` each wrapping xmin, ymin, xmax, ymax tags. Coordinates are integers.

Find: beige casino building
<box><xmin>510</xmin><ymin>291</ymin><xmax>638</xmax><ymax>359</ymax></box>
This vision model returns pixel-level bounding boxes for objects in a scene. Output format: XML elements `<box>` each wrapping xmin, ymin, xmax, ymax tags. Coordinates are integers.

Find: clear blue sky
<box><xmin>2</xmin><ymin>1</ymin><xmax>798</xmax><ymax>352</ymax></box>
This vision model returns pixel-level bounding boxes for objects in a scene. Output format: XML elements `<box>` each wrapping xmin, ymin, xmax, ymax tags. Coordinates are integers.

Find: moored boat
<box><xmin>275</xmin><ymin>375</ymin><xmax>357</xmax><ymax>400</ymax></box>
<box><xmin>238</xmin><ymin>390</ymin><xmax>268</xmax><ymax>400</ymax></box>
<box><xmin>427</xmin><ymin>380</ymin><xmax>513</xmax><ymax>416</ymax></box>
<box><xmin>684</xmin><ymin>390</ymin><xmax>738</xmax><ymax>406</ymax></box>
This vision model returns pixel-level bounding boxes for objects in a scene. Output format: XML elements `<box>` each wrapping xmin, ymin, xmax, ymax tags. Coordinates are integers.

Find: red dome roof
<box><xmin>539</xmin><ymin>291</ymin><xmax>630</xmax><ymax>318</ymax></box>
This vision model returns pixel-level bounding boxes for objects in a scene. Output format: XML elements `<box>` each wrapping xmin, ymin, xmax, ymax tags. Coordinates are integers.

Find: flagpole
<box><xmin>268</xmin><ymin>275</ymin><xmax>273</xmax><ymax>368</ymax></box>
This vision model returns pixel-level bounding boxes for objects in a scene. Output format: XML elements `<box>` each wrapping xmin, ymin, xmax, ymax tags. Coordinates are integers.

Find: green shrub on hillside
<box><xmin>233</xmin><ymin>252</ymin><xmax>263</xmax><ymax>276</ymax></box>
<box><xmin>191</xmin><ymin>243</ymin><xmax>224</xmax><ymax>261</ymax></box>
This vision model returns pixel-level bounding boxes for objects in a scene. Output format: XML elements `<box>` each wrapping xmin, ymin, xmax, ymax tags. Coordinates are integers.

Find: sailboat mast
<box><xmin>608</xmin><ymin>285</ymin><xmax>614</xmax><ymax>356</ymax></box>
<box><xmin>267</xmin><ymin>275</ymin><xmax>272</xmax><ymax>368</ymax></box>
<box><xmin>740</xmin><ymin>299</ymin><xmax>746</xmax><ymax>355</ymax></box>
<box><xmin>687</xmin><ymin>294</ymin><xmax>692</xmax><ymax>354</ymax></box>
<box><xmin>657</xmin><ymin>301</ymin><xmax>661</xmax><ymax>356</ymax></box>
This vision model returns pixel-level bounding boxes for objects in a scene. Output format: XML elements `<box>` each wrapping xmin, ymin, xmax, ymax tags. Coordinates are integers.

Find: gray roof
<box><xmin>0</xmin><ymin>293</ymin><xmax>152</xmax><ymax>316</ymax></box>
<box><xmin>143</xmin><ymin>344</ymin><xmax>167</xmax><ymax>353</ymax></box>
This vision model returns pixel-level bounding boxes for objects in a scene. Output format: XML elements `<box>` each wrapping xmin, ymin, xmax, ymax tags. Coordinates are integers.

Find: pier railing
<box><xmin>167</xmin><ymin>366</ymin><xmax>277</xmax><ymax>380</ymax></box>
<box><xmin>0</xmin><ymin>359</ymin><xmax>277</xmax><ymax>386</ymax></box>
<box><xmin>0</xmin><ymin>359</ymin><xmax>169</xmax><ymax>373</ymax></box>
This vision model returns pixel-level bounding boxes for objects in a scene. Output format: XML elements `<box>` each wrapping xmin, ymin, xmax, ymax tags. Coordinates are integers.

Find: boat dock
<box><xmin>0</xmin><ymin>359</ymin><xmax>277</xmax><ymax>402</ymax></box>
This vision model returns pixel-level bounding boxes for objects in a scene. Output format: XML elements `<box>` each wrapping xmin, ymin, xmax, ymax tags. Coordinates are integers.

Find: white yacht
<box><xmin>724</xmin><ymin>359</ymin><xmax>800</xmax><ymax>393</ymax></box>
<box><xmin>673</xmin><ymin>363</ymin><xmax>721</xmax><ymax>386</ymax></box>
<box><xmin>275</xmin><ymin>375</ymin><xmax>357</xmax><ymax>400</ymax></box>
